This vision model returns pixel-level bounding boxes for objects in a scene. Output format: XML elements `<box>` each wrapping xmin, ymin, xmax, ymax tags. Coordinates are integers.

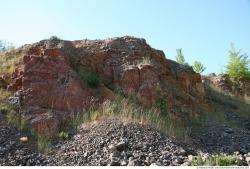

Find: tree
<box><xmin>192</xmin><ymin>61</ymin><xmax>206</xmax><ymax>74</ymax></box>
<box><xmin>175</xmin><ymin>48</ymin><xmax>185</xmax><ymax>64</ymax></box>
<box><xmin>226</xmin><ymin>43</ymin><xmax>250</xmax><ymax>81</ymax></box>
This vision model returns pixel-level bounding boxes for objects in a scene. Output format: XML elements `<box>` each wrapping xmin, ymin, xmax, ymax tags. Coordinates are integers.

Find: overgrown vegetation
<box><xmin>0</xmin><ymin>50</ymin><xmax>24</xmax><ymax>84</ymax></box>
<box><xmin>80</xmin><ymin>93</ymin><xmax>191</xmax><ymax>143</ymax></box>
<box><xmin>191</xmin><ymin>153</ymin><xmax>237</xmax><ymax>166</ymax></box>
<box><xmin>207</xmin><ymin>83</ymin><xmax>250</xmax><ymax>119</ymax></box>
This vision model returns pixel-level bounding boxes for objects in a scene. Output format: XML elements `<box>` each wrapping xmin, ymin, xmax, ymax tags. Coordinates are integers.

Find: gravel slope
<box><xmin>51</xmin><ymin>118</ymin><xmax>194</xmax><ymax>166</ymax></box>
<box><xmin>0</xmin><ymin>114</ymin><xmax>249</xmax><ymax>166</ymax></box>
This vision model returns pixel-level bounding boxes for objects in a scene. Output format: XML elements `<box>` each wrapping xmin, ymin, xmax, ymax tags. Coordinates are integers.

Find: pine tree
<box><xmin>175</xmin><ymin>48</ymin><xmax>185</xmax><ymax>64</ymax></box>
<box><xmin>226</xmin><ymin>43</ymin><xmax>250</xmax><ymax>81</ymax></box>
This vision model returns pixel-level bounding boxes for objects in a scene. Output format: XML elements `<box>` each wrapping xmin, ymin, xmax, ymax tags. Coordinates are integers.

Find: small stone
<box><xmin>225</xmin><ymin>128</ymin><xmax>234</xmax><ymax>134</ymax></box>
<box><xmin>246</xmin><ymin>157</ymin><xmax>250</xmax><ymax>165</ymax></box>
<box><xmin>109</xmin><ymin>141</ymin><xmax>126</xmax><ymax>152</ymax></box>
<box><xmin>110</xmin><ymin>159</ymin><xmax>120</xmax><ymax>166</ymax></box>
<box><xmin>234</xmin><ymin>151</ymin><xmax>240</xmax><ymax>155</ymax></box>
<box><xmin>121</xmin><ymin>160</ymin><xmax>128</xmax><ymax>166</ymax></box>
<box><xmin>188</xmin><ymin>155</ymin><xmax>194</xmax><ymax>161</ymax></box>
<box><xmin>128</xmin><ymin>157</ymin><xmax>135</xmax><ymax>166</ymax></box>
<box><xmin>181</xmin><ymin>161</ymin><xmax>191</xmax><ymax>166</ymax></box>
<box><xmin>116</xmin><ymin>141</ymin><xmax>126</xmax><ymax>152</ymax></box>
<box><xmin>144</xmin><ymin>157</ymin><xmax>150</xmax><ymax>166</ymax></box>
<box><xmin>83</xmin><ymin>151</ymin><xmax>88</xmax><ymax>158</ymax></box>
<box><xmin>239</xmin><ymin>148</ymin><xmax>247</xmax><ymax>155</ymax></box>
<box><xmin>20</xmin><ymin>137</ymin><xmax>28</xmax><ymax>143</ymax></box>
<box><xmin>179</xmin><ymin>148</ymin><xmax>187</xmax><ymax>156</ymax></box>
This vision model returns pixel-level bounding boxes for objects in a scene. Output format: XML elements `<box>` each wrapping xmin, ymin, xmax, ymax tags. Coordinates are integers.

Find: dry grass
<box><xmin>80</xmin><ymin>95</ymin><xmax>191</xmax><ymax>143</ymax></box>
<box><xmin>0</xmin><ymin>50</ymin><xmax>24</xmax><ymax>83</ymax></box>
<box><xmin>191</xmin><ymin>153</ymin><xmax>237</xmax><ymax>166</ymax></box>
<box><xmin>207</xmin><ymin>83</ymin><xmax>250</xmax><ymax>119</ymax></box>
<box><xmin>0</xmin><ymin>88</ymin><xmax>11</xmax><ymax>102</ymax></box>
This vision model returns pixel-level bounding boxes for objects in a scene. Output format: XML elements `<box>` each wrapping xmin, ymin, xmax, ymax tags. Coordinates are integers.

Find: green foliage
<box><xmin>155</xmin><ymin>86</ymin><xmax>169</xmax><ymax>119</ymax></box>
<box><xmin>192</xmin><ymin>61</ymin><xmax>206</xmax><ymax>74</ymax></box>
<box><xmin>76</xmin><ymin>65</ymin><xmax>114</xmax><ymax>89</ymax></box>
<box><xmin>70</xmin><ymin>112</ymin><xmax>84</xmax><ymax>132</ymax></box>
<box><xmin>175</xmin><ymin>48</ymin><xmax>186</xmax><ymax>64</ymax></box>
<box><xmin>48</xmin><ymin>35</ymin><xmax>61</xmax><ymax>41</ymax></box>
<box><xmin>6</xmin><ymin>110</ymin><xmax>29</xmax><ymax>131</ymax></box>
<box><xmin>58</xmin><ymin>131</ymin><xmax>69</xmax><ymax>140</ymax></box>
<box><xmin>37</xmin><ymin>136</ymin><xmax>51</xmax><ymax>154</ymax></box>
<box><xmin>226</xmin><ymin>43</ymin><xmax>250</xmax><ymax>81</ymax></box>
<box><xmin>191</xmin><ymin>154</ymin><xmax>237</xmax><ymax>166</ymax></box>
<box><xmin>83</xmin><ymin>71</ymin><xmax>102</xmax><ymax>88</ymax></box>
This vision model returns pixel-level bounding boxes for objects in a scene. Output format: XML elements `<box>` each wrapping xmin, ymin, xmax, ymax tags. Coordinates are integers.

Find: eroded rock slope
<box><xmin>6</xmin><ymin>36</ymin><xmax>210</xmax><ymax>136</ymax></box>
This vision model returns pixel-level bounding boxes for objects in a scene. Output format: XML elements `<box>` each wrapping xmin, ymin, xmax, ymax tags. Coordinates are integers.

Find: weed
<box><xmin>75</xmin><ymin>65</ymin><xmax>101</xmax><ymax>88</ymax></box>
<box><xmin>191</xmin><ymin>153</ymin><xmax>237</xmax><ymax>166</ymax></box>
<box><xmin>70</xmin><ymin>112</ymin><xmax>84</xmax><ymax>132</ymax></box>
<box><xmin>6</xmin><ymin>110</ymin><xmax>29</xmax><ymax>131</ymax></box>
<box><xmin>155</xmin><ymin>86</ymin><xmax>169</xmax><ymax>120</ymax></box>
<box><xmin>58</xmin><ymin>131</ymin><xmax>69</xmax><ymax>140</ymax></box>
<box><xmin>37</xmin><ymin>136</ymin><xmax>51</xmax><ymax>154</ymax></box>
<box><xmin>84</xmin><ymin>71</ymin><xmax>101</xmax><ymax>88</ymax></box>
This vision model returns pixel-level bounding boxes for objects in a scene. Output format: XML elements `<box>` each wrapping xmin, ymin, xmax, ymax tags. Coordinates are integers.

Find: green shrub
<box><xmin>83</xmin><ymin>71</ymin><xmax>102</xmax><ymax>88</ymax></box>
<box><xmin>176</xmin><ymin>48</ymin><xmax>186</xmax><ymax>64</ymax></box>
<box><xmin>192</xmin><ymin>61</ymin><xmax>206</xmax><ymax>74</ymax></box>
<box><xmin>226</xmin><ymin>43</ymin><xmax>250</xmax><ymax>81</ymax></box>
<box><xmin>48</xmin><ymin>35</ymin><xmax>61</xmax><ymax>41</ymax></box>
<box><xmin>58</xmin><ymin>131</ymin><xmax>69</xmax><ymax>140</ymax></box>
<box><xmin>155</xmin><ymin>86</ymin><xmax>168</xmax><ymax>119</ymax></box>
<box><xmin>103</xmin><ymin>80</ymin><xmax>115</xmax><ymax>90</ymax></box>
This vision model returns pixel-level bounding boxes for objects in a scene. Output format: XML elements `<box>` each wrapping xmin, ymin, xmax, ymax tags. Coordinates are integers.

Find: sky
<box><xmin>0</xmin><ymin>0</ymin><xmax>250</xmax><ymax>74</ymax></box>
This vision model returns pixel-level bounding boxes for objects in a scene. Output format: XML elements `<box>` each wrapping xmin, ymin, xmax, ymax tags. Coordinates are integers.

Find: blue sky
<box><xmin>1</xmin><ymin>0</ymin><xmax>250</xmax><ymax>74</ymax></box>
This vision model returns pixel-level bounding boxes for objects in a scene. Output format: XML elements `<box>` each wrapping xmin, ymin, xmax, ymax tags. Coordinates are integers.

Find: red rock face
<box><xmin>203</xmin><ymin>74</ymin><xmax>250</xmax><ymax>98</ymax></box>
<box><xmin>7</xmin><ymin>36</ymin><xmax>209</xmax><ymax>137</ymax></box>
<box><xmin>7</xmin><ymin>68</ymin><xmax>23</xmax><ymax>91</ymax></box>
<box><xmin>203</xmin><ymin>74</ymin><xmax>233</xmax><ymax>93</ymax></box>
<box><xmin>22</xmin><ymin>47</ymin><xmax>94</xmax><ymax>114</ymax></box>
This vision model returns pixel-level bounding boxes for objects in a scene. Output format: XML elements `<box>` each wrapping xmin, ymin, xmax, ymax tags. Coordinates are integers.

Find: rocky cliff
<box><xmin>203</xmin><ymin>73</ymin><xmax>250</xmax><ymax>98</ymax></box>
<box><xmin>5</xmin><ymin>36</ymin><xmax>210</xmax><ymax>137</ymax></box>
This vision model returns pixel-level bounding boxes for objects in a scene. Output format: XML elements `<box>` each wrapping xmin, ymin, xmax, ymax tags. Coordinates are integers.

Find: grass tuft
<box><xmin>191</xmin><ymin>153</ymin><xmax>237</xmax><ymax>166</ymax></box>
<box><xmin>58</xmin><ymin>131</ymin><xmax>69</xmax><ymax>140</ymax></box>
<box><xmin>80</xmin><ymin>94</ymin><xmax>191</xmax><ymax>142</ymax></box>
